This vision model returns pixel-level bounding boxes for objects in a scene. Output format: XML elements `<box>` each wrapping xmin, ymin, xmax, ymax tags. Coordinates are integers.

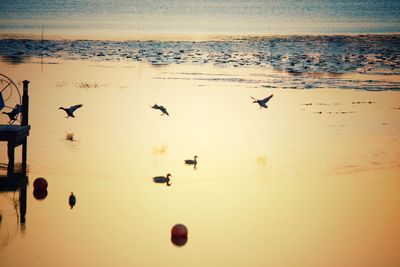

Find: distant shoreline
<box><xmin>1</xmin><ymin>35</ymin><xmax>399</xmax><ymax>91</ymax></box>
<box><xmin>1</xmin><ymin>32</ymin><xmax>400</xmax><ymax>42</ymax></box>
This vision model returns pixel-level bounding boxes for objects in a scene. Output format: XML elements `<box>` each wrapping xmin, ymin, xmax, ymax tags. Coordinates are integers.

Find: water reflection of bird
<box><xmin>59</xmin><ymin>104</ymin><xmax>83</xmax><ymax>118</ymax></box>
<box><xmin>69</xmin><ymin>192</ymin><xmax>76</xmax><ymax>209</ymax></box>
<box><xmin>153</xmin><ymin>173</ymin><xmax>171</xmax><ymax>186</ymax></box>
<box><xmin>151</xmin><ymin>104</ymin><xmax>169</xmax><ymax>116</ymax></box>
<box><xmin>251</xmin><ymin>94</ymin><xmax>273</xmax><ymax>109</ymax></box>
<box><xmin>184</xmin><ymin>155</ymin><xmax>198</xmax><ymax>168</ymax></box>
<box><xmin>2</xmin><ymin>104</ymin><xmax>21</xmax><ymax>123</ymax></box>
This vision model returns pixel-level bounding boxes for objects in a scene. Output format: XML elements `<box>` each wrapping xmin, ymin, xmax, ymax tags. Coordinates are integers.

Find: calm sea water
<box><xmin>1</xmin><ymin>0</ymin><xmax>400</xmax><ymax>37</ymax></box>
<box><xmin>1</xmin><ymin>58</ymin><xmax>400</xmax><ymax>267</ymax></box>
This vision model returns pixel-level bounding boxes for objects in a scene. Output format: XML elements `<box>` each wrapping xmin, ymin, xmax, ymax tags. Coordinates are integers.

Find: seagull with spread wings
<box><xmin>151</xmin><ymin>104</ymin><xmax>169</xmax><ymax>116</ymax></box>
<box><xmin>59</xmin><ymin>104</ymin><xmax>83</xmax><ymax>118</ymax></box>
<box><xmin>251</xmin><ymin>94</ymin><xmax>273</xmax><ymax>109</ymax></box>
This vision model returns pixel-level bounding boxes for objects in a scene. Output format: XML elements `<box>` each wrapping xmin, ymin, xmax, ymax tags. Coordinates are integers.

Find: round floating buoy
<box><xmin>33</xmin><ymin>188</ymin><xmax>48</xmax><ymax>200</ymax></box>
<box><xmin>171</xmin><ymin>224</ymin><xmax>188</xmax><ymax>237</ymax></box>
<box><xmin>33</xmin><ymin>177</ymin><xmax>48</xmax><ymax>190</ymax></box>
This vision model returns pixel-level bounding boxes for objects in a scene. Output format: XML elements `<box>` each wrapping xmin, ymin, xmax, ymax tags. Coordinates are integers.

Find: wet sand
<box><xmin>0</xmin><ymin>59</ymin><xmax>399</xmax><ymax>266</ymax></box>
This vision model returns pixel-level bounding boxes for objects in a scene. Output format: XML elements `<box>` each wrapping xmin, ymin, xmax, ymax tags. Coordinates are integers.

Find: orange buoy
<box><xmin>33</xmin><ymin>177</ymin><xmax>48</xmax><ymax>190</ymax></box>
<box><xmin>171</xmin><ymin>224</ymin><xmax>188</xmax><ymax>237</ymax></box>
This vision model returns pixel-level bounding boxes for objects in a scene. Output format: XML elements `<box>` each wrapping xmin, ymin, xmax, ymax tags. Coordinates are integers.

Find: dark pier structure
<box><xmin>0</xmin><ymin>81</ymin><xmax>30</xmax><ymax>227</ymax></box>
<box><xmin>0</xmin><ymin>80</ymin><xmax>31</xmax><ymax>177</ymax></box>
<box><xmin>0</xmin><ymin>80</ymin><xmax>30</xmax><ymax>176</ymax></box>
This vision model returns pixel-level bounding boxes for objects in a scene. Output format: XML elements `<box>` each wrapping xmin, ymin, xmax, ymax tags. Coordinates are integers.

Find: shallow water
<box><xmin>1</xmin><ymin>35</ymin><xmax>400</xmax><ymax>91</ymax></box>
<box><xmin>0</xmin><ymin>59</ymin><xmax>399</xmax><ymax>266</ymax></box>
<box><xmin>1</xmin><ymin>0</ymin><xmax>400</xmax><ymax>37</ymax></box>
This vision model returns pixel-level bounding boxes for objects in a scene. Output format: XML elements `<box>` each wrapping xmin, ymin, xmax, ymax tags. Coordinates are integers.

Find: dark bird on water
<box><xmin>184</xmin><ymin>155</ymin><xmax>198</xmax><ymax>166</ymax></box>
<box><xmin>69</xmin><ymin>192</ymin><xmax>76</xmax><ymax>209</ymax></box>
<box><xmin>251</xmin><ymin>94</ymin><xmax>273</xmax><ymax>109</ymax></box>
<box><xmin>59</xmin><ymin>104</ymin><xmax>83</xmax><ymax>118</ymax></box>
<box><xmin>153</xmin><ymin>173</ymin><xmax>171</xmax><ymax>186</ymax></box>
<box><xmin>151</xmin><ymin>104</ymin><xmax>169</xmax><ymax>116</ymax></box>
<box><xmin>2</xmin><ymin>104</ymin><xmax>21</xmax><ymax>123</ymax></box>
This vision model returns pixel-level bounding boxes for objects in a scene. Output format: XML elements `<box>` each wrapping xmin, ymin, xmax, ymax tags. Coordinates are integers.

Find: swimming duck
<box><xmin>152</xmin><ymin>173</ymin><xmax>171</xmax><ymax>186</ymax></box>
<box><xmin>59</xmin><ymin>104</ymin><xmax>83</xmax><ymax>118</ymax></box>
<box><xmin>184</xmin><ymin>155</ymin><xmax>198</xmax><ymax>165</ymax></box>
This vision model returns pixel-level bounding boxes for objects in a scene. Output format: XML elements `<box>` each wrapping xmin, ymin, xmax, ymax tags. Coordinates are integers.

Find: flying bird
<box><xmin>2</xmin><ymin>104</ymin><xmax>21</xmax><ymax>123</ymax></box>
<box><xmin>152</xmin><ymin>173</ymin><xmax>171</xmax><ymax>186</ymax></box>
<box><xmin>69</xmin><ymin>192</ymin><xmax>76</xmax><ymax>209</ymax></box>
<box><xmin>251</xmin><ymin>94</ymin><xmax>273</xmax><ymax>109</ymax></box>
<box><xmin>151</xmin><ymin>104</ymin><xmax>169</xmax><ymax>116</ymax></box>
<box><xmin>59</xmin><ymin>104</ymin><xmax>83</xmax><ymax>118</ymax></box>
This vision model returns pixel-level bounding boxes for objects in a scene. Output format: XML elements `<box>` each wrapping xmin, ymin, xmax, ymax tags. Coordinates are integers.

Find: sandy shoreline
<box><xmin>1</xmin><ymin>35</ymin><xmax>399</xmax><ymax>91</ymax></box>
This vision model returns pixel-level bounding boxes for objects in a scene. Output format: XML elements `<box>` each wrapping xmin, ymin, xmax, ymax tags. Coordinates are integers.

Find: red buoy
<box><xmin>33</xmin><ymin>188</ymin><xmax>48</xmax><ymax>200</ymax></box>
<box><xmin>171</xmin><ymin>235</ymin><xmax>188</xmax><ymax>246</ymax></box>
<box><xmin>171</xmin><ymin>224</ymin><xmax>188</xmax><ymax>237</ymax></box>
<box><xmin>33</xmin><ymin>177</ymin><xmax>48</xmax><ymax>190</ymax></box>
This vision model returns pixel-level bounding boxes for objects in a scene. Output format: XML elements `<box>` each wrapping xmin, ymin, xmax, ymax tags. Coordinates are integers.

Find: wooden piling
<box><xmin>21</xmin><ymin>80</ymin><xmax>29</xmax><ymax>173</ymax></box>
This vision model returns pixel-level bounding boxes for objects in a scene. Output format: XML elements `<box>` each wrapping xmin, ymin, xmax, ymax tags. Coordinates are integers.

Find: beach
<box><xmin>1</xmin><ymin>1</ymin><xmax>400</xmax><ymax>265</ymax></box>
<box><xmin>0</xmin><ymin>43</ymin><xmax>399</xmax><ymax>266</ymax></box>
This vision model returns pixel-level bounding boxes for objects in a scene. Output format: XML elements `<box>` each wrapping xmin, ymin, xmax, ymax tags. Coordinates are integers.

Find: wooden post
<box><xmin>21</xmin><ymin>80</ymin><xmax>29</xmax><ymax>172</ymax></box>
<box><xmin>22</xmin><ymin>80</ymin><xmax>29</xmax><ymax>126</ymax></box>
<box><xmin>7</xmin><ymin>141</ymin><xmax>15</xmax><ymax>176</ymax></box>
<box><xmin>20</xmin><ymin>180</ymin><xmax>27</xmax><ymax>224</ymax></box>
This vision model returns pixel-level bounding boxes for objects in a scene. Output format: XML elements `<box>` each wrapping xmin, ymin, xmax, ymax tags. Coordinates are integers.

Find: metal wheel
<box><xmin>0</xmin><ymin>74</ymin><xmax>22</xmax><ymax>124</ymax></box>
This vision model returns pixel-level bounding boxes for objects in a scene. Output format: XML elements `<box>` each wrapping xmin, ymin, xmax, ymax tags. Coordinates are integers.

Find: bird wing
<box><xmin>160</xmin><ymin>106</ymin><xmax>169</xmax><ymax>115</ymax></box>
<box><xmin>70</xmin><ymin>104</ymin><xmax>83</xmax><ymax>112</ymax></box>
<box><xmin>262</xmin><ymin>94</ymin><xmax>273</xmax><ymax>103</ymax></box>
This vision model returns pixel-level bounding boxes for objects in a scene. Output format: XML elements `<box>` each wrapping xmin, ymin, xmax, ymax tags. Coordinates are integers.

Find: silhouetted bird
<box><xmin>184</xmin><ymin>155</ymin><xmax>198</xmax><ymax>165</ymax></box>
<box><xmin>59</xmin><ymin>104</ymin><xmax>83</xmax><ymax>118</ymax></box>
<box><xmin>251</xmin><ymin>94</ymin><xmax>273</xmax><ymax>109</ymax></box>
<box><xmin>69</xmin><ymin>192</ymin><xmax>76</xmax><ymax>209</ymax></box>
<box><xmin>184</xmin><ymin>155</ymin><xmax>198</xmax><ymax>170</ymax></box>
<box><xmin>2</xmin><ymin>104</ymin><xmax>21</xmax><ymax>123</ymax></box>
<box><xmin>153</xmin><ymin>173</ymin><xmax>171</xmax><ymax>186</ymax></box>
<box><xmin>151</xmin><ymin>104</ymin><xmax>169</xmax><ymax>116</ymax></box>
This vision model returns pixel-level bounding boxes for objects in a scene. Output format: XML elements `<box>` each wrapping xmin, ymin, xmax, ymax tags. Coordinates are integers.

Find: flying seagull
<box><xmin>59</xmin><ymin>104</ymin><xmax>83</xmax><ymax>118</ymax></box>
<box><xmin>251</xmin><ymin>94</ymin><xmax>273</xmax><ymax>109</ymax></box>
<box><xmin>2</xmin><ymin>104</ymin><xmax>21</xmax><ymax>123</ymax></box>
<box><xmin>151</xmin><ymin>104</ymin><xmax>169</xmax><ymax>116</ymax></box>
<box><xmin>152</xmin><ymin>173</ymin><xmax>171</xmax><ymax>186</ymax></box>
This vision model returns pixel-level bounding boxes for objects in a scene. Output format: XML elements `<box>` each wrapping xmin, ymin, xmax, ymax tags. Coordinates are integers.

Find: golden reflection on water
<box><xmin>0</xmin><ymin>59</ymin><xmax>399</xmax><ymax>266</ymax></box>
